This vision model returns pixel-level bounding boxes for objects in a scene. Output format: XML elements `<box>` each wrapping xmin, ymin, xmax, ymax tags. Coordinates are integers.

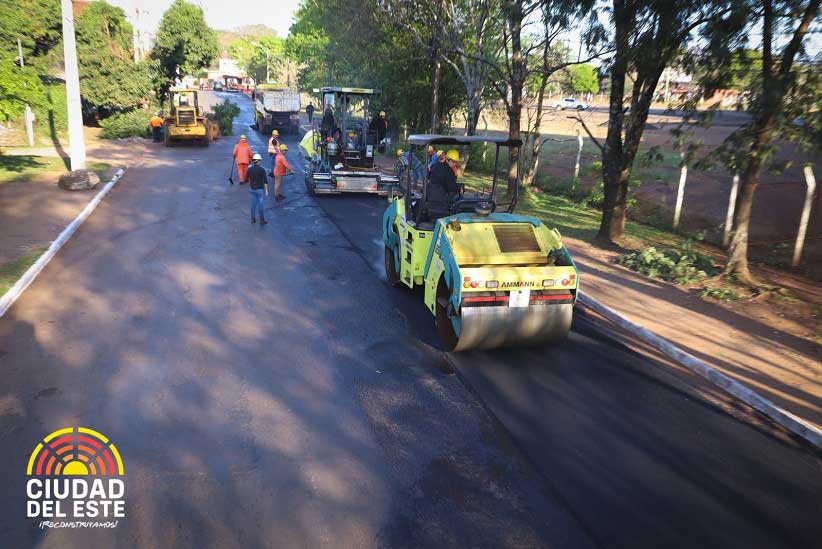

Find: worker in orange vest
<box><xmin>267</xmin><ymin>129</ymin><xmax>281</xmax><ymax>175</ymax></box>
<box><xmin>149</xmin><ymin>112</ymin><xmax>164</xmax><ymax>142</ymax></box>
<box><xmin>272</xmin><ymin>143</ymin><xmax>295</xmax><ymax>201</ymax></box>
<box><xmin>232</xmin><ymin>135</ymin><xmax>254</xmax><ymax>185</ymax></box>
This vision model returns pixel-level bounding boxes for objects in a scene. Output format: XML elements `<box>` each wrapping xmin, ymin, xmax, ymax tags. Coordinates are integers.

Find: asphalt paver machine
<box><xmin>304</xmin><ymin>87</ymin><xmax>397</xmax><ymax>196</ymax></box>
<box><xmin>382</xmin><ymin>135</ymin><xmax>579</xmax><ymax>351</ymax></box>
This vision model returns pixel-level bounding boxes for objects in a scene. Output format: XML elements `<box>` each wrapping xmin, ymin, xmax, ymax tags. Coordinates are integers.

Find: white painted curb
<box><xmin>577</xmin><ymin>292</ymin><xmax>822</xmax><ymax>449</ymax></box>
<box><xmin>0</xmin><ymin>168</ymin><xmax>126</xmax><ymax>318</ymax></box>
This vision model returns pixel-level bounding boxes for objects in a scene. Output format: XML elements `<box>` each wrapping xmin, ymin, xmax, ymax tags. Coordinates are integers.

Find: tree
<box><xmin>480</xmin><ymin>0</ymin><xmax>603</xmax><ymax>195</ymax></box>
<box><xmin>151</xmin><ymin>0</ymin><xmax>220</xmax><ymax>95</ymax></box>
<box><xmin>288</xmin><ymin>0</ymin><xmax>464</xmax><ymax>132</ymax></box>
<box><xmin>75</xmin><ymin>2</ymin><xmax>153</xmax><ymax>118</ymax></box>
<box><xmin>567</xmin><ymin>63</ymin><xmax>599</xmax><ymax>95</ymax></box>
<box><xmin>692</xmin><ymin>0</ymin><xmax>821</xmax><ymax>283</ymax></box>
<box><xmin>580</xmin><ymin>0</ymin><xmax>747</xmax><ymax>243</ymax></box>
<box><xmin>0</xmin><ymin>0</ymin><xmax>62</xmax><ymax>120</ymax></box>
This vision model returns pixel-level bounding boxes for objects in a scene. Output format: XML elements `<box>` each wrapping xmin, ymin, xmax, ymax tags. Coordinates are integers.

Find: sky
<box><xmin>109</xmin><ymin>0</ymin><xmax>302</xmax><ymax>42</ymax></box>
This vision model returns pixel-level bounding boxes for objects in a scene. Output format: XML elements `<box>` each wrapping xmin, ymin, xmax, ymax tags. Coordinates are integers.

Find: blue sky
<box><xmin>110</xmin><ymin>0</ymin><xmax>301</xmax><ymax>40</ymax></box>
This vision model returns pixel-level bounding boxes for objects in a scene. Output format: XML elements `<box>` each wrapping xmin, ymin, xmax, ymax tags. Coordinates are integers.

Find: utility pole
<box><xmin>17</xmin><ymin>37</ymin><xmax>35</xmax><ymax>147</ymax></box>
<box><xmin>61</xmin><ymin>0</ymin><xmax>87</xmax><ymax>171</ymax></box>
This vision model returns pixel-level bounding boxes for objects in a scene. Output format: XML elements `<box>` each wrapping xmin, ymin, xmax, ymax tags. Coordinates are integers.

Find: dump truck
<box><xmin>164</xmin><ymin>88</ymin><xmax>212</xmax><ymax>146</ymax></box>
<box><xmin>382</xmin><ymin>135</ymin><xmax>579</xmax><ymax>351</ymax></box>
<box><xmin>304</xmin><ymin>86</ymin><xmax>396</xmax><ymax>196</ymax></box>
<box><xmin>254</xmin><ymin>85</ymin><xmax>301</xmax><ymax>135</ymax></box>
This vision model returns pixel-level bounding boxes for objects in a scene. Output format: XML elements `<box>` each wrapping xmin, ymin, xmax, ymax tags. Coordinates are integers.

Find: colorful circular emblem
<box><xmin>27</xmin><ymin>427</ymin><xmax>124</xmax><ymax>476</ymax></box>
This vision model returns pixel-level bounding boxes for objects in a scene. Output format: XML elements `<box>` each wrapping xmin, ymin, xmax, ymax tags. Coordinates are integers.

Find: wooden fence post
<box><xmin>793</xmin><ymin>165</ymin><xmax>817</xmax><ymax>267</ymax></box>
<box><xmin>673</xmin><ymin>149</ymin><xmax>687</xmax><ymax>229</ymax></box>
<box><xmin>724</xmin><ymin>173</ymin><xmax>740</xmax><ymax>247</ymax></box>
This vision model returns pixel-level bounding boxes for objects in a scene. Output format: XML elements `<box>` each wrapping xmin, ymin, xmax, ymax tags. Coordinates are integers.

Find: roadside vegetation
<box><xmin>0</xmin><ymin>156</ymin><xmax>110</xmax><ymax>184</ymax></box>
<box><xmin>1</xmin><ymin>0</ymin><xmax>220</xmax><ymax>144</ymax></box>
<box><xmin>0</xmin><ymin>246</ymin><xmax>47</xmax><ymax>295</ymax></box>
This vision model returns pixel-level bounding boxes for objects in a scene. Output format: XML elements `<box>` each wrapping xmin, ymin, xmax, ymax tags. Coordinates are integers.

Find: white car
<box><xmin>553</xmin><ymin>97</ymin><xmax>588</xmax><ymax>110</ymax></box>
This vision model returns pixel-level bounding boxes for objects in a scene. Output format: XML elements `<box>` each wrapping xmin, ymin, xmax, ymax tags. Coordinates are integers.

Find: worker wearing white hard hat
<box><xmin>245</xmin><ymin>153</ymin><xmax>269</xmax><ymax>224</ymax></box>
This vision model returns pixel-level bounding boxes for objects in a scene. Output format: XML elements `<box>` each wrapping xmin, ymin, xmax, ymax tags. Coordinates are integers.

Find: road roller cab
<box><xmin>382</xmin><ymin>134</ymin><xmax>579</xmax><ymax>351</ymax></box>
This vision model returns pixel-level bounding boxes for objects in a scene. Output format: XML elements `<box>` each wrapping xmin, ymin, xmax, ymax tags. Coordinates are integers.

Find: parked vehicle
<box><xmin>553</xmin><ymin>97</ymin><xmax>588</xmax><ymax>110</ymax></box>
<box><xmin>253</xmin><ymin>85</ymin><xmax>301</xmax><ymax>135</ymax></box>
<box><xmin>213</xmin><ymin>81</ymin><xmax>224</xmax><ymax>92</ymax></box>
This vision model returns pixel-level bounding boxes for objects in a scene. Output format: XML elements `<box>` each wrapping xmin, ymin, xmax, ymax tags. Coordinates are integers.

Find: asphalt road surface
<box><xmin>0</xmin><ymin>92</ymin><xmax>819</xmax><ymax>549</ymax></box>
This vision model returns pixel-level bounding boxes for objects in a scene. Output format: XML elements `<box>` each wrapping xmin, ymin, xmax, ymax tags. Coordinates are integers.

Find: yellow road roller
<box><xmin>381</xmin><ymin>135</ymin><xmax>579</xmax><ymax>351</ymax></box>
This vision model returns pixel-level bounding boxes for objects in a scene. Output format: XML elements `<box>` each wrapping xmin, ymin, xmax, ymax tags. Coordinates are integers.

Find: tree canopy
<box><xmin>151</xmin><ymin>0</ymin><xmax>220</xmax><ymax>95</ymax></box>
<box><xmin>75</xmin><ymin>2</ymin><xmax>154</xmax><ymax>117</ymax></box>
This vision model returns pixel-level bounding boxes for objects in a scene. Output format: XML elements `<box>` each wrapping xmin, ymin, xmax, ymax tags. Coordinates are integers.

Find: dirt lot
<box><xmin>486</xmin><ymin>103</ymin><xmax>822</xmax><ymax>279</ymax></box>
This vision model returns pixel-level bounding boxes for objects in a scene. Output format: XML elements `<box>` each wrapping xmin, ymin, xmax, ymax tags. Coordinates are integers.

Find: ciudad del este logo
<box><xmin>26</xmin><ymin>427</ymin><xmax>125</xmax><ymax>519</ymax></box>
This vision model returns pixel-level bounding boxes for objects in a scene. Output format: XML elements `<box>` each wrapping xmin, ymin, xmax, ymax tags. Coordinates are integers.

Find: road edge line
<box><xmin>576</xmin><ymin>291</ymin><xmax>822</xmax><ymax>449</ymax></box>
<box><xmin>0</xmin><ymin>167</ymin><xmax>127</xmax><ymax>319</ymax></box>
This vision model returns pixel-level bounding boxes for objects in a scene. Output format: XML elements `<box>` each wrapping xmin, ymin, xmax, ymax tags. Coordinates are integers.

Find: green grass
<box><xmin>460</xmin><ymin>171</ymin><xmax>686</xmax><ymax>250</ymax></box>
<box><xmin>0</xmin><ymin>246</ymin><xmax>47</xmax><ymax>295</ymax></box>
<box><xmin>0</xmin><ymin>156</ymin><xmax>110</xmax><ymax>184</ymax></box>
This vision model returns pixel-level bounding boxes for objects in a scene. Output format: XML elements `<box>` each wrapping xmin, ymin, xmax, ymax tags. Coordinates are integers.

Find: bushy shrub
<box><xmin>100</xmin><ymin>109</ymin><xmax>151</xmax><ymax>139</ymax></box>
<box><xmin>617</xmin><ymin>240</ymin><xmax>719</xmax><ymax>284</ymax></box>
<box><xmin>699</xmin><ymin>286</ymin><xmax>745</xmax><ymax>301</ymax></box>
<box><xmin>212</xmin><ymin>99</ymin><xmax>240</xmax><ymax>136</ymax></box>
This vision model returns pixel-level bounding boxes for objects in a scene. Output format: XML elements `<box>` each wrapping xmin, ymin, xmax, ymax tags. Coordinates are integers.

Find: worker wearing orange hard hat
<box><xmin>232</xmin><ymin>135</ymin><xmax>254</xmax><ymax>185</ymax></box>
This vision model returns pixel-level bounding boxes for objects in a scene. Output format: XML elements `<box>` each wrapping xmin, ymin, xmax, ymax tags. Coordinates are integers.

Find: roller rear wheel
<box><xmin>384</xmin><ymin>246</ymin><xmax>402</xmax><ymax>287</ymax></box>
<box><xmin>435</xmin><ymin>280</ymin><xmax>459</xmax><ymax>351</ymax></box>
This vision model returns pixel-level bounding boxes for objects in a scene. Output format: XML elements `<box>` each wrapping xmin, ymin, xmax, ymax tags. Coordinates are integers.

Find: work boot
<box><xmin>251</xmin><ymin>217</ymin><xmax>256</xmax><ymax>224</ymax></box>
<box><xmin>260</xmin><ymin>219</ymin><xmax>268</xmax><ymax>225</ymax></box>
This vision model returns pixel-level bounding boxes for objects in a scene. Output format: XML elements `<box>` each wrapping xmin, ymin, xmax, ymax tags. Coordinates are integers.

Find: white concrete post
<box><xmin>24</xmin><ymin>104</ymin><xmax>35</xmax><ymax>147</ymax></box>
<box><xmin>61</xmin><ymin>0</ymin><xmax>87</xmax><ymax>171</ymax></box>
<box><xmin>724</xmin><ymin>173</ymin><xmax>740</xmax><ymax>247</ymax></box>
<box><xmin>18</xmin><ymin>37</ymin><xmax>35</xmax><ymax>147</ymax></box>
<box><xmin>673</xmin><ymin>149</ymin><xmax>687</xmax><ymax>229</ymax></box>
<box><xmin>573</xmin><ymin>129</ymin><xmax>583</xmax><ymax>183</ymax></box>
<box><xmin>793</xmin><ymin>166</ymin><xmax>817</xmax><ymax>267</ymax></box>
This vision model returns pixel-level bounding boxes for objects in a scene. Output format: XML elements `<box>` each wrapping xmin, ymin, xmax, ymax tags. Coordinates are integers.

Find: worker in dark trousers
<box><xmin>149</xmin><ymin>112</ymin><xmax>164</xmax><ymax>143</ymax></box>
<box><xmin>244</xmin><ymin>153</ymin><xmax>269</xmax><ymax>225</ymax></box>
<box><xmin>321</xmin><ymin>104</ymin><xmax>335</xmax><ymax>139</ymax></box>
<box><xmin>306</xmin><ymin>103</ymin><xmax>315</xmax><ymax>124</ymax></box>
<box><xmin>428</xmin><ymin>149</ymin><xmax>461</xmax><ymax>214</ymax></box>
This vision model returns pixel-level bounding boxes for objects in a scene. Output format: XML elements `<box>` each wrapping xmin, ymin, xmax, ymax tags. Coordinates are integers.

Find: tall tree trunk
<box><xmin>506</xmin><ymin>1</ymin><xmax>524</xmax><ymax>198</ymax></box>
<box><xmin>431</xmin><ymin>52</ymin><xmax>441</xmax><ymax>133</ymax></box>
<box><xmin>430</xmin><ymin>0</ymin><xmax>443</xmax><ymax>134</ymax></box>
<box><xmin>725</xmin><ymin>0</ymin><xmax>821</xmax><ymax>283</ymax></box>
<box><xmin>523</xmin><ymin>26</ymin><xmax>551</xmax><ymax>188</ymax></box>
<box><xmin>598</xmin><ymin>0</ymin><xmax>629</xmax><ymax>242</ymax></box>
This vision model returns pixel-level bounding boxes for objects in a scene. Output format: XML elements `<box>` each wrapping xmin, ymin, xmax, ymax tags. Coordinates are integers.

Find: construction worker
<box><xmin>321</xmin><ymin>104</ymin><xmax>335</xmax><ymax>139</ymax></box>
<box><xmin>306</xmin><ymin>103</ymin><xmax>315</xmax><ymax>124</ymax></box>
<box><xmin>429</xmin><ymin>149</ymin><xmax>445</xmax><ymax>169</ymax></box>
<box><xmin>428</xmin><ymin>149</ymin><xmax>461</xmax><ymax>209</ymax></box>
<box><xmin>232</xmin><ymin>135</ymin><xmax>254</xmax><ymax>185</ymax></box>
<box><xmin>272</xmin><ymin>143</ymin><xmax>295</xmax><ymax>201</ymax></box>
<box><xmin>244</xmin><ymin>153</ymin><xmax>269</xmax><ymax>225</ymax></box>
<box><xmin>149</xmin><ymin>112</ymin><xmax>164</xmax><ymax>143</ymax></box>
<box><xmin>371</xmin><ymin>110</ymin><xmax>389</xmax><ymax>152</ymax></box>
<box><xmin>267</xmin><ymin>129</ymin><xmax>281</xmax><ymax>175</ymax></box>
<box><xmin>396</xmin><ymin>149</ymin><xmax>424</xmax><ymax>189</ymax></box>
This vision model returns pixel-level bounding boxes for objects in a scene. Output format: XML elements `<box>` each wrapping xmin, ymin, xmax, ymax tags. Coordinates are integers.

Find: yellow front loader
<box><xmin>164</xmin><ymin>88</ymin><xmax>212</xmax><ymax>146</ymax></box>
